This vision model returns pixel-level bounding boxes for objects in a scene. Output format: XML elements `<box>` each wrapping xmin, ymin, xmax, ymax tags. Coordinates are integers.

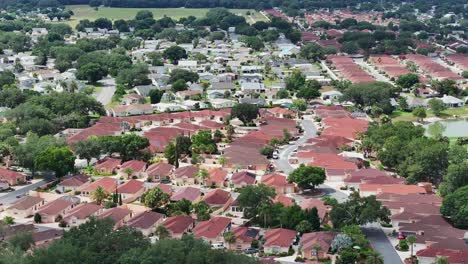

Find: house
<box><xmin>94</xmin><ymin>158</ymin><xmax>122</xmax><ymax>175</ymax></box>
<box><xmin>205</xmin><ymin>168</ymin><xmax>228</xmax><ymax>188</ymax></box>
<box><xmin>440</xmin><ymin>95</ymin><xmax>465</xmax><ymax>108</ymax></box>
<box><xmin>98</xmin><ymin>207</ymin><xmax>133</xmax><ymax>228</ymax></box>
<box><xmin>231</xmin><ymin>171</ymin><xmax>256</xmax><ymax>188</ymax></box>
<box><xmin>228</xmin><ymin>226</ymin><xmax>260</xmax><ymax>251</ymax></box>
<box><xmin>117</xmin><ymin>179</ymin><xmax>146</xmax><ymax>202</ymax></box>
<box><xmin>36</xmin><ymin>197</ymin><xmax>80</xmax><ymax>223</ymax></box>
<box><xmin>210</xmin><ymin>98</ymin><xmax>235</xmax><ymax>109</ymax></box>
<box><xmin>260</xmin><ymin>174</ymin><xmax>295</xmax><ymax>194</ymax></box>
<box><xmin>170</xmin><ymin>187</ymin><xmax>201</xmax><ymax>202</ymax></box>
<box><xmin>156</xmin><ymin>183</ymin><xmax>173</xmax><ymax>196</ymax></box>
<box><xmin>122</xmin><ymin>93</ymin><xmax>145</xmax><ymax>105</ymax></box>
<box><xmin>263</xmin><ymin>228</ymin><xmax>297</xmax><ymax>255</ymax></box>
<box><xmin>273</xmin><ymin>194</ymin><xmax>295</xmax><ymax>207</ymax></box>
<box><xmin>202</xmin><ymin>189</ymin><xmax>232</xmax><ymax>212</ymax></box>
<box><xmin>193</xmin><ymin>216</ymin><xmax>232</xmax><ymax>244</ymax></box>
<box><xmin>300</xmin><ymin>232</ymin><xmax>337</xmax><ymax>259</ymax></box>
<box><xmin>300</xmin><ymin>199</ymin><xmax>330</xmax><ymax>223</ymax></box>
<box><xmin>359</xmin><ymin>184</ymin><xmax>427</xmax><ymax>196</ymax></box>
<box><xmin>78</xmin><ymin>177</ymin><xmax>118</xmax><ymax>197</ymax></box>
<box><xmin>111</xmin><ymin>104</ymin><xmax>153</xmax><ymax>117</ymax></box>
<box><xmin>118</xmin><ymin>160</ymin><xmax>147</xmax><ymax>179</ymax></box>
<box><xmin>5</xmin><ymin>196</ymin><xmax>45</xmax><ymax>218</ymax></box>
<box><xmin>321</xmin><ymin>90</ymin><xmax>343</xmax><ymax>100</ymax></box>
<box><xmin>161</xmin><ymin>215</ymin><xmax>195</xmax><ymax>239</ymax></box>
<box><xmin>146</xmin><ymin>162</ymin><xmax>174</xmax><ymax>181</ymax></box>
<box><xmin>56</xmin><ymin>174</ymin><xmax>90</xmax><ymax>193</ymax></box>
<box><xmin>126</xmin><ymin>211</ymin><xmax>165</xmax><ymax>236</ymax></box>
<box><xmin>63</xmin><ymin>203</ymin><xmax>104</xmax><ymax>227</ymax></box>
<box><xmin>172</xmin><ymin>165</ymin><xmax>199</xmax><ymax>185</ymax></box>
<box><xmin>0</xmin><ymin>168</ymin><xmax>26</xmax><ymax>186</ymax></box>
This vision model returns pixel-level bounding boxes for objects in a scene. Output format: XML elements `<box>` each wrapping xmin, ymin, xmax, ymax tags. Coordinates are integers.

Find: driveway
<box><xmin>354</xmin><ymin>58</ymin><xmax>393</xmax><ymax>84</ymax></box>
<box><xmin>320</xmin><ymin>60</ymin><xmax>339</xmax><ymax>80</ymax></box>
<box><xmin>94</xmin><ymin>77</ymin><xmax>116</xmax><ymax>106</ymax></box>
<box><xmin>362</xmin><ymin>223</ymin><xmax>403</xmax><ymax>264</ymax></box>
<box><xmin>0</xmin><ymin>179</ymin><xmax>48</xmax><ymax>206</ymax></box>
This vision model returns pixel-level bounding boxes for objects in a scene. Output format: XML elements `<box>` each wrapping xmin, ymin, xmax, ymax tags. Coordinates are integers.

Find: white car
<box><xmin>211</xmin><ymin>243</ymin><xmax>225</xmax><ymax>250</ymax></box>
<box><xmin>272</xmin><ymin>153</ymin><xmax>279</xmax><ymax>159</ymax></box>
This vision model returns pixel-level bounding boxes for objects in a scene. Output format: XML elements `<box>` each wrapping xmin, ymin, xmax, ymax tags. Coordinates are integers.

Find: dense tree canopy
<box><xmin>440</xmin><ymin>185</ymin><xmax>468</xmax><ymax>229</ymax></box>
<box><xmin>288</xmin><ymin>164</ymin><xmax>326</xmax><ymax>190</ymax></box>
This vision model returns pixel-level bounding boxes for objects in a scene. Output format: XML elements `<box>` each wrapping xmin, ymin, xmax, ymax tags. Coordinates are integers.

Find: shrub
<box><xmin>34</xmin><ymin>213</ymin><xmax>42</xmax><ymax>223</ymax></box>
<box><xmin>398</xmin><ymin>239</ymin><xmax>409</xmax><ymax>251</ymax></box>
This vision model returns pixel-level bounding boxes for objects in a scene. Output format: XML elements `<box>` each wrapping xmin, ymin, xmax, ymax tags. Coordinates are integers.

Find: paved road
<box><xmin>0</xmin><ymin>179</ymin><xmax>48</xmax><ymax>206</ymax></box>
<box><xmin>362</xmin><ymin>223</ymin><xmax>403</xmax><ymax>264</ymax></box>
<box><xmin>320</xmin><ymin>60</ymin><xmax>339</xmax><ymax>80</ymax></box>
<box><xmin>274</xmin><ymin>118</ymin><xmax>402</xmax><ymax>263</ymax></box>
<box><xmin>273</xmin><ymin>118</ymin><xmax>348</xmax><ymax>202</ymax></box>
<box><xmin>95</xmin><ymin>77</ymin><xmax>116</xmax><ymax>106</ymax></box>
<box><xmin>354</xmin><ymin>58</ymin><xmax>393</xmax><ymax>84</ymax></box>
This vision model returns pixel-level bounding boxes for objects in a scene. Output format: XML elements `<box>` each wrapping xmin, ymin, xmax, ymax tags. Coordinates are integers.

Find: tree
<box><xmin>439</xmin><ymin>162</ymin><xmax>468</xmax><ymax>197</ymax></box>
<box><xmin>396</xmin><ymin>73</ymin><xmax>419</xmax><ymax>89</ymax></box>
<box><xmin>295</xmin><ymin>220</ymin><xmax>312</xmax><ymax>234</ymax></box>
<box><xmin>240</xmin><ymin>36</ymin><xmax>264</xmax><ymax>50</ymax></box>
<box><xmin>288</xmin><ymin>164</ymin><xmax>326</xmax><ymax>191</ymax></box>
<box><xmin>434</xmin><ymin>256</ymin><xmax>449</xmax><ymax>264</ymax></box>
<box><xmin>260</xmin><ymin>145</ymin><xmax>275</xmax><ymax>158</ymax></box>
<box><xmin>218</xmin><ymin>156</ymin><xmax>227</xmax><ymax>167</ymax></box>
<box><xmin>191</xmin><ymin>130</ymin><xmax>217</xmax><ymax>154</ymax></box>
<box><xmin>440</xmin><ymin>185</ymin><xmax>468</xmax><ymax>228</ymax></box>
<box><xmin>427</xmin><ymin>122</ymin><xmax>446</xmax><ymax>140</ymax></box>
<box><xmin>169</xmin><ymin>69</ymin><xmax>199</xmax><ymax>84</ymax></box>
<box><xmin>72</xmin><ymin>137</ymin><xmax>101</xmax><ymax>166</ymax></box>
<box><xmin>171</xmin><ymin>79</ymin><xmax>188</xmax><ymax>92</ymax></box>
<box><xmin>276</xmin><ymin>89</ymin><xmax>289</xmax><ymax>99</ymax></box>
<box><xmin>237</xmin><ymin>184</ymin><xmax>276</xmax><ymax>219</ymax></box>
<box><xmin>116</xmin><ymin>64</ymin><xmax>150</xmax><ymax>88</ymax></box>
<box><xmin>193</xmin><ymin>201</ymin><xmax>211</xmax><ymax>221</ymax></box>
<box><xmin>76</xmin><ymin>63</ymin><xmax>106</xmax><ymax>84</ymax></box>
<box><xmin>406</xmin><ymin>235</ymin><xmax>417</xmax><ymax>258</ymax></box>
<box><xmin>135</xmin><ymin>10</ymin><xmax>153</xmax><ymax>20</ymax></box>
<box><xmin>297</xmin><ymin>80</ymin><xmax>321</xmax><ymax>100</ymax></box>
<box><xmin>155</xmin><ymin>225</ymin><xmax>170</xmax><ymax>240</ymax></box>
<box><xmin>141</xmin><ymin>187</ymin><xmax>170</xmax><ymax>209</ymax></box>
<box><xmin>91</xmin><ymin>186</ymin><xmax>109</xmax><ymax>205</ymax></box>
<box><xmin>8</xmin><ymin>231</ymin><xmax>33</xmax><ymax>251</ymax></box>
<box><xmin>0</xmin><ymin>70</ymin><xmax>15</xmax><ymax>89</ymax></box>
<box><xmin>412</xmin><ymin>107</ymin><xmax>426</xmax><ymax>122</ymax></box>
<box><xmin>163</xmin><ymin>45</ymin><xmax>187</xmax><ymax>63</ymax></box>
<box><xmin>196</xmin><ymin>168</ymin><xmax>209</xmax><ymax>184</ymax></box>
<box><xmin>223</xmin><ymin>231</ymin><xmax>236</xmax><ymax>246</ymax></box>
<box><xmin>308</xmin><ymin>207</ymin><xmax>321</xmax><ymax>231</ymax></box>
<box><xmin>329</xmin><ymin>192</ymin><xmax>390</xmax><ymax>228</ymax></box>
<box><xmin>3</xmin><ymin>216</ymin><xmax>14</xmax><ymax>225</ymax></box>
<box><xmin>149</xmin><ymin>89</ymin><xmax>164</xmax><ymax>104</ymax></box>
<box><xmin>285</xmin><ymin>70</ymin><xmax>305</xmax><ymax>91</ymax></box>
<box><xmin>34</xmin><ymin>213</ymin><xmax>42</xmax><ymax>223</ymax></box>
<box><xmin>331</xmin><ymin>234</ymin><xmax>353</xmax><ymax>253</ymax></box>
<box><xmin>164</xmin><ymin>142</ymin><xmax>179</xmax><ymax>167</ymax></box>
<box><xmin>35</xmin><ymin>146</ymin><xmax>75</xmax><ymax>177</ymax></box>
<box><xmin>428</xmin><ymin>98</ymin><xmax>447</xmax><ymax>117</ymax></box>
<box><xmin>398</xmin><ymin>97</ymin><xmax>409</xmax><ymax>111</ymax></box>
<box><xmin>366</xmin><ymin>251</ymin><xmax>384</xmax><ymax>264</ymax></box>
<box><xmin>231</xmin><ymin>103</ymin><xmax>259</xmax><ymax>125</ymax></box>
<box><xmin>299</xmin><ymin>43</ymin><xmax>324</xmax><ymax>61</ymax></box>
<box><xmin>291</xmin><ymin>99</ymin><xmax>307</xmax><ymax>111</ymax></box>
<box><xmin>312</xmin><ymin>243</ymin><xmax>322</xmax><ymax>260</ymax></box>
<box><xmin>167</xmin><ymin>199</ymin><xmax>192</xmax><ymax>216</ymax></box>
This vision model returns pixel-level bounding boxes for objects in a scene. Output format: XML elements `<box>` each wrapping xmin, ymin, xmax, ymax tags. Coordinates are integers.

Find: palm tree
<box><xmin>312</xmin><ymin>243</ymin><xmax>322</xmax><ymax>260</ymax></box>
<box><xmin>406</xmin><ymin>235</ymin><xmax>417</xmax><ymax>261</ymax></box>
<box><xmin>91</xmin><ymin>186</ymin><xmax>109</xmax><ymax>205</ymax></box>
<box><xmin>155</xmin><ymin>225</ymin><xmax>170</xmax><ymax>240</ymax></box>
<box><xmin>218</xmin><ymin>156</ymin><xmax>227</xmax><ymax>167</ymax></box>
<box><xmin>366</xmin><ymin>251</ymin><xmax>384</xmax><ymax>264</ymax></box>
<box><xmin>223</xmin><ymin>231</ymin><xmax>236</xmax><ymax>249</ymax></box>
<box><xmin>196</xmin><ymin>168</ymin><xmax>209</xmax><ymax>185</ymax></box>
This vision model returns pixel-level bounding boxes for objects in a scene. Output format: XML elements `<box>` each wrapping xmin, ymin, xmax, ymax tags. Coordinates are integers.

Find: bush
<box><xmin>398</xmin><ymin>239</ymin><xmax>409</xmax><ymax>251</ymax></box>
<box><xmin>288</xmin><ymin>246</ymin><xmax>295</xmax><ymax>256</ymax></box>
<box><xmin>59</xmin><ymin>220</ymin><xmax>67</xmax><ymax>228</ymax></box>
<box><xmin>34</xmin><ymin>213</ymin><xmax>42</xmax><ymax>223</ymax></box>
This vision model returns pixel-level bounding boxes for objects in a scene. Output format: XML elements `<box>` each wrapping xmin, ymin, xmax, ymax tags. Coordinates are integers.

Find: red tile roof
<box><xmin>207</xmin><ymin>169</ymin><xmax>228</xmax><ymax>184</ymax></box>
<box><xmin>8</xmin><ymin>196</ymin><xmax>44</xmax><ymax>210</ymax></box>
<box><xmin>360</xmin><ymin>184</ymin><xmax>427</xmax><ymax>195</ymax></box>
<box><xmin>127</xmin><ymin>211</ymin><xmax>165</xmax><ymax>229</ymax></box>
<box><xmin>162</xmin><ymin>215</ymin><xmax>194</xmax><ymax>234</ymax></box>
<box><xmin>146</xmin><ymin>162</ymin><xmax>174</xmax><ymax>178</ymax></box>
<box><xmin>231</xmin><ymin>226</ymin><xmax>260</xmax><ymax>243</ymax></box>
<box><xmin>264</xmin><ymin>228</ymin><xmax>297</xmax><ymax>248</ymax></box>
<box><xmin>59</xmin><ymin>174</ymin><xmax>89</xmax><ymax>187</ymax></box>
<box><xmin>261</xmin><ymin>174</ymin><xmax>294</xmax><ymax>188</ymax></box>
<box><xmin>193</xmin><ymin>216</ymin><xmax>231</xmax><ymax>239</ymax></box>
<box><xmin>98</xmin><ymin>207</ymin><xmax>132</xmax><ymax>223</ymax></box>
<box><xmin>174</xmin><ymin>165</ymin><xmax>199</xmax><ymax>179</ymax></box>
<box><xmin>117</xmin><ymin>180</ymin><xmax>145</xmax><ymax>194</ymax></box>
<box><xmin>273</xmin><ymin>195</ymin><xmax>295</xmax><ymax>207</ymax></box>
<box><xmin>79</xmin><ymin>177</ymin><xmax>117</xmax><ymax>194</ymax></box>
<box><xmin>300</xmin><ymin>199</ymin><xmax>329</xmax><ymax>220</ymax></box>
<box><xmin>120</xmin><ymin>160</ymin><xmax>147</xmax><ymax>173</ymax></box>
<box><xmin>300</xmin><ymin>232</ymin><xmax>337</xmax><ymax>254</ymax></box>
<box><xmin>231</xmin><ymin>171</ymin><xmax>256</xmax><ymax>185</ymax></box>
<box><xmin>203</xmin><ymin>189</ymin><xmax>231</xmax><ymax>206</ymax></box>
<box><xmin>170</xmin><ymin>187</ymin><xmax>201</xmax><ymax>202</ymax></box>
<box><xmin>64</xmin><ymin>203</ymin><xmax>102</xmax><ymax>221</ymax></box>
<box><xmin>94</xmin><ymin>158</ymin><xmax>121</xmax><ymax>172</ymax></box>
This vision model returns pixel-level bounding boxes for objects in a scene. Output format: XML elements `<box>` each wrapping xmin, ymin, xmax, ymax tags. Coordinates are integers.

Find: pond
<box><xmin>424</xmin><ymin>118</ymin><xmax>468</xmax><ymax>137</ymax></box>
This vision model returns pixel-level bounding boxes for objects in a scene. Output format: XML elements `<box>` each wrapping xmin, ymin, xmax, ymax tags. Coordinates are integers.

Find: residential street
<box><xmin>95</xmin><ymin>77</ymin><xmax>116</xmax><ymax>106</ymax></box>
<box><xmin>354</xmin><ymin>58</ymin><xmax>393</xmax><ymax>84</ymax></box>
<box><xmin>0</xmin><ymin>179</ymin><xmax>48</xmax><ymax>206</ymax></box>
<box><xmin>274</xmin><ymin>117</ymin><xmax>403</xmax><ymax>264</ymax></box>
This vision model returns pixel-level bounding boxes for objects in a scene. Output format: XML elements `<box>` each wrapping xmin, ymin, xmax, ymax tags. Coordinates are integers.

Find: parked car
<box><xmin>211</xmin><ymin>243</ymin><xmax>225</xmax><ymax>250</ymax></box>
<box><xmin>272</xmin><ymin>153</ymin><xmax>279</xmax><ymax>159</ymax></box>
<box><xmin>244</xmin><ymin>247</ymin><xmax>259</xmax><ymax>254</ymax></box>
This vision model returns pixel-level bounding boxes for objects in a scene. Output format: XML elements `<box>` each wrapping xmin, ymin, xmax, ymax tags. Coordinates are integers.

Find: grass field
<box><xmin>390</xmin><ymin>106</ymin><xmax>468</xmax><ymax>122</ymax></box>
<box><xmin>65</xmin><ymin>5</ymin><xmax>267</xmax><ymax>27</ymax></box>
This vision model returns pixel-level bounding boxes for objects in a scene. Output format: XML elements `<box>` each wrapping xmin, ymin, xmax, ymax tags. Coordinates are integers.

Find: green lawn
<box><xmin>390</xmin><ymin>106</ymin><xmax>468</xmax><ymax>122</ymax></box>
<box><xmin>64</xmin><ymin>5</ymin><xmax>265</xmax><ymax>27</ymax></box>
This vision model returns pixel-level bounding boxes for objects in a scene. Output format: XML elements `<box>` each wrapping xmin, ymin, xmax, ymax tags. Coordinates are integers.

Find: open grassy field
<box><xmin>64</xmin><ymin>5</ymin><xmax>267</xmax><ymax>27</ymax></box>
<box><xmin>390</xmin><ymin>106</ymin><xmax>468</xmax><ymax>122</ymax></box>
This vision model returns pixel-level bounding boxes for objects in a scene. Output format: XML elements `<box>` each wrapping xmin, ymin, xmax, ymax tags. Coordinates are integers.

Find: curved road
<box><xmin>0</xmin><ymin>179</ymin><xmax>48</xmax><ymax>206</ymax></box>
<box><xmin>274</xmin><ymin>117</ymin><xmax>403</xmax><ymax>264</ymax></box>
<box><xmin>273</xmin><ymin>117</ymin><xmax>348</xmax><ymax>202</ymax></box>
